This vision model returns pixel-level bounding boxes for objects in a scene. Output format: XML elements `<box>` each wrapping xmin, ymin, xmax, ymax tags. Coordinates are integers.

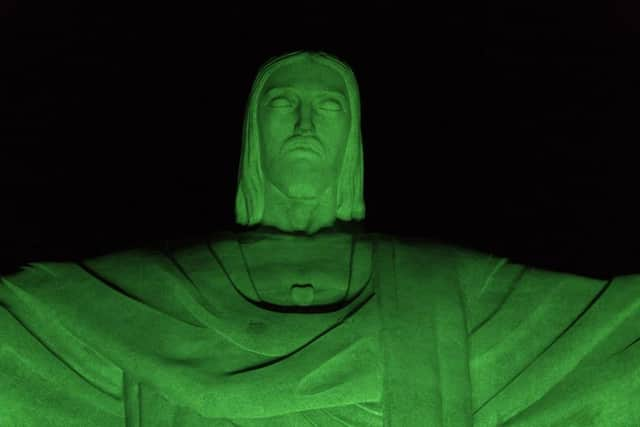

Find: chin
<box><xmin>275</xmin><ymin>168</ymin><xmax>331</xmax><ymax>199</ymax></box>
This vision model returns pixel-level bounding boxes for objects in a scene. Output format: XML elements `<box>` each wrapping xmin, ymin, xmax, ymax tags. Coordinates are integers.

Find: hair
<box><xmin>234</xmin><ymin>51</ymin><xmax>365</xmax><ymax>226</ymax></box>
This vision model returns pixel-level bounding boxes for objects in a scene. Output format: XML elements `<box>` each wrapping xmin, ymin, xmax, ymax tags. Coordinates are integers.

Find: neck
<box><xmin>260</xmin><ymin>181</ymin><xmax>337</xmax><ymax>234</ymax></box>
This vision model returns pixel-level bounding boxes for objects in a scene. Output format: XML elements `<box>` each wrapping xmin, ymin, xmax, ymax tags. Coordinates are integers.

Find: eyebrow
<box><xmin>264</xmin><ymin>86</ymin><xmax>347</xmax><ymax>102</ymax></box>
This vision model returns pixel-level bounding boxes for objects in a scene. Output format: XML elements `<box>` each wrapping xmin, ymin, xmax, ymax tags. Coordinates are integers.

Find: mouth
<box><xmin>283</xmin><ymin>136</ymin><xmax>322</xmax><ymax>156</ymax></box>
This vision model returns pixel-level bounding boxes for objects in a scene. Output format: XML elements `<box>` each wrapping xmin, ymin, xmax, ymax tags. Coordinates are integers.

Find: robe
<box><xmin>1</xmin><ymin>232</ymin><xmax>639</xmax><ymax>426</ymax></box>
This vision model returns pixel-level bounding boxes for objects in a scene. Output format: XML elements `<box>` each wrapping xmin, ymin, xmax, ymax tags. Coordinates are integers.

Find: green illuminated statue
<box><xmin>1</xmin><ymin>51</ymin><xmax>639</xmax><ymax>426</ymax></box>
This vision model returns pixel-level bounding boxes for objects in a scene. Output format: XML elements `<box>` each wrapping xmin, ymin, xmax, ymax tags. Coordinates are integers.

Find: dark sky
<box><xmin>1</xmin><ymin>3</ymin><xmax>639</xmax><ymax>278</ymax></box>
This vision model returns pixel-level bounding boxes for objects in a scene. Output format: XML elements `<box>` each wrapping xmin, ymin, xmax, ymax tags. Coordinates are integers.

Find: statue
<box><xmin>1</xmin><ymin>51</ymin><xmax>639</xmax><ymax>427</ymax></box>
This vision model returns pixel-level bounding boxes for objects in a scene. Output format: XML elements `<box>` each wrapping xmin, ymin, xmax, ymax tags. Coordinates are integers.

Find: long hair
<box><xmin>235</xmin><ymin>51</ymin><xmax>365</xmax><ymax>226</ymax></box>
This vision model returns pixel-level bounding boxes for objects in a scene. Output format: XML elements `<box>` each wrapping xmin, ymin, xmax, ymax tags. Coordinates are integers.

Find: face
<box><xmin>257</xmin><ymin>57</ymin><xmax>351</xmax><ymax>199</ymax></box>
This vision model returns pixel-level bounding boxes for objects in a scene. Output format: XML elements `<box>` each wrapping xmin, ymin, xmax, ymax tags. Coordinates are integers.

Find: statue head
<box><xmin>235</xmin><ymin>51</ymin><xmax>365</xmax><ymax>232</ymax></box>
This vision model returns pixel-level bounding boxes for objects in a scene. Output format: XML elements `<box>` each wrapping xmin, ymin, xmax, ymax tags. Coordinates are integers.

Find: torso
<box><xmin>238</xmin><ymin>231</ymin><xmax>373</xmax><ymax>306</ymax></box>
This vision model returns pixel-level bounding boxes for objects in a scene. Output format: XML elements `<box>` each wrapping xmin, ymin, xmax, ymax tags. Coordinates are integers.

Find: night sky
<box><xmin>2</xmin><ymin>3</ymin><xmax>639</xmax><ymax>278</ymax></box>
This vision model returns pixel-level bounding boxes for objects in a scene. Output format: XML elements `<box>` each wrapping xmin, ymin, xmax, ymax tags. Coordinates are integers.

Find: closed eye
<box><xmin>318</xmin><ymin>99</ymin><xmax>343</xmax><ymax>111</ymax></box>
<box><xmin>269</xmin><ymin>97</ymin><xmax>294</xmax><ymax>108</ymax></box>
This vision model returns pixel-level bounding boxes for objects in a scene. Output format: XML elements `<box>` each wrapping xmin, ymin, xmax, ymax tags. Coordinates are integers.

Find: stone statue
<box><xmin>1</xmin><ymin>51</ymin><xmax>639</xmax><ymax>427</ymax></box>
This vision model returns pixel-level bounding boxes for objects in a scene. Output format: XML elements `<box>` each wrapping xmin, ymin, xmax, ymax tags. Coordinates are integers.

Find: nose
<box><xmin>295</xmin><ymin>102</ymin><xmax>314</xmax><ymax>135</ymax></box>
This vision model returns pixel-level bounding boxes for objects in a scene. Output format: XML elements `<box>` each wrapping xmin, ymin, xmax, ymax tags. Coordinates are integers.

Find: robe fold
<box><xmin>1</xmin><ymin>232</ymin><xmax>639</xmax><ymax>426</ymax></box>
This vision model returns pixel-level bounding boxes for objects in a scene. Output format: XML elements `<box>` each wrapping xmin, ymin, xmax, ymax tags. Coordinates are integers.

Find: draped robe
<box><xmin>1</xmin><ymin>232</ymin><xmax>639</xmax><ymax>426</ymax></box>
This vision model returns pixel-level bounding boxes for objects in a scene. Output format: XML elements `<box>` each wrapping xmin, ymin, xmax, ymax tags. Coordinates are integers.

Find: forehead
<box><xmin>261</xmin><ymin>58</ymin><xmax>347</xmax><ymax>95</ymax></box>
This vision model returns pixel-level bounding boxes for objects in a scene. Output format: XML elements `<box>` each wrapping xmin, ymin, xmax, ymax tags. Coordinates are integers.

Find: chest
<box><xmin>238</xmin><ymin>237</ymin><xmax>373</xmax><ymax>305</ymax></box>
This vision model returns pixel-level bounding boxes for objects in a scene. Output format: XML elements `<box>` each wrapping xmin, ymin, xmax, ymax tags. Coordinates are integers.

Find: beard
<box><xmin>271</xmin><ymin>157</ymin><xmax>333</xmax><ymax>200</ymax></box>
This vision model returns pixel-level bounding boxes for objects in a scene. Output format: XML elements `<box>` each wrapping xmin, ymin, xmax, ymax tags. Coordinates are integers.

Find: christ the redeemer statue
<box><xmin>1</xmin><ymin>51</ymin><xmax>638</xmax><ymax>427</ymax></box>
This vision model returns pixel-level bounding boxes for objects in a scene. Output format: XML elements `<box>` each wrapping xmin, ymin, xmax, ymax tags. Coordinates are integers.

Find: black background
<box><xmin>1</xmin><ymin>2</ymin><xmax>639</xmax><ymax>278</ymax></box>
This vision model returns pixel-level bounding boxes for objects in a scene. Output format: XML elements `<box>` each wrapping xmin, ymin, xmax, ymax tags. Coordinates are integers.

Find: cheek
<box><xmin>330</xmin><ymin>118</ymin><xmax>351</xmax><ymax>151</ymax></box>
<box><xmin>258</xmin><ymin>114</ymin><xmax>293</xmax><ymax>158</ymax></box>
<box><xmin>272</xmin><ymin>108</ymin><xmax>298</xmax><ymax>124</ymax></box>
<box><xmin>267</xmin><ymin>118</ymin><xmax>290</xmax><ymax>136</ymax></box>
<box><xmin>318</xmin><ymin>114</ymin><xmax>350</xmax><ymax>136</ymax></box>
<box><xmin>339</xmin><ymin>119</ymin><xmax>351</xmax><ymax>140</ymax></box>
<box><xmin>259</xmin><ymin>110</ymin><xmax>290</xmax><ymax>137</ymax></box>
<box><xmin>316</xmin><ymin>115</ymin><xmax>350</xmax><ymax>151</ymax></box>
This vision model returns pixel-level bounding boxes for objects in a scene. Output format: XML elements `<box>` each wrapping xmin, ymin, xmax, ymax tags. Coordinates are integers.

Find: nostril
<box><xmin>295</xmin><ymin>124</ymin><xmax>314</xmax><ymax>136</ymax></box>
<box><xmin>297</xmin><ymin>128</ymin><xmax>314</xmax><ymax>136</ymax></box>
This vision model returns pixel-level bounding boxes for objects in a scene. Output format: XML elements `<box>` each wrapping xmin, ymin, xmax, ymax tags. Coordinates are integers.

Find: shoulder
<box><xmin>369</xmin><ymin>235</ymin><xmax>512</xmax><ymax>320</ymax></box>
<box><xmin>0</xmin><ymin>244</ymin><xmax>199</xmax><ymax>326</ymax></box>
<box><xmin>82</xmin><ymin>245</ymin><xmax>177</xmax><ymax>277</ymax></box>
<box><xmin>375</xmin><ymin>234</ymin><xmax>503</xmax><ymax>277</ymax></box>
<box><xmin>1</xmin><ymin>246</ymin><xmax>176</xmax><ymax>287</ymax></box>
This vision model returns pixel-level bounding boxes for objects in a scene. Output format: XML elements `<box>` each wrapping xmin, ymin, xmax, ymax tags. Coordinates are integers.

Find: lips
<box><xmin>284</xmin><ymin>136</ymin><xmax>322</xmax><ymax>156</ymax></box>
